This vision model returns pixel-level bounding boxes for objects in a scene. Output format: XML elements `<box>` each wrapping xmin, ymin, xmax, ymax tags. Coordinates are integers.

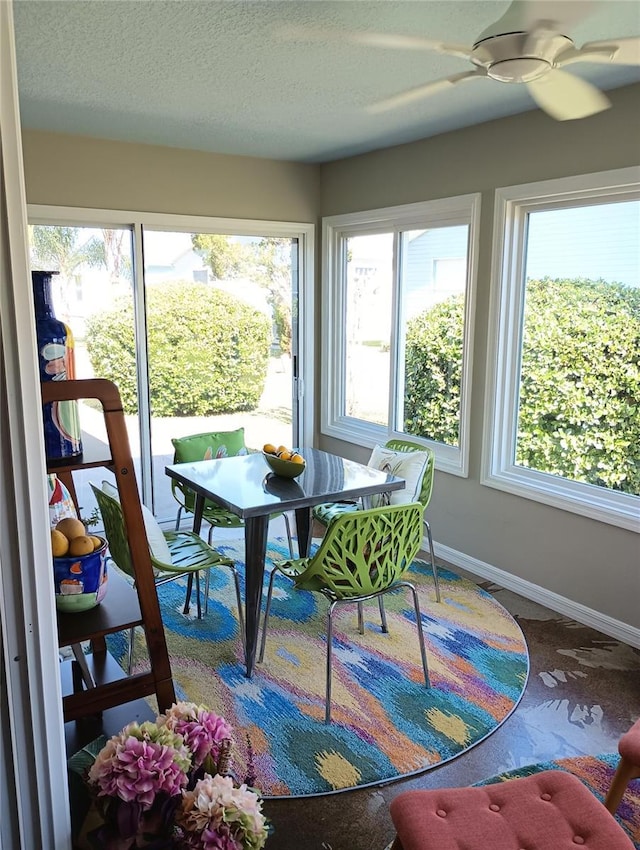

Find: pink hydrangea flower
<box><xmin>88</xmin><ymin>724</ymin><xmax>189</xmax><ymax>810</ymax></box>
<box><xmin>177</xmin><ymin>773</ymin><xmax>268</xmax><ymax>850</ymax></box>
<box><xmin>158</xmin><ymin>702</ymin><xmax>234</xmax><ymax>769</ymax></box>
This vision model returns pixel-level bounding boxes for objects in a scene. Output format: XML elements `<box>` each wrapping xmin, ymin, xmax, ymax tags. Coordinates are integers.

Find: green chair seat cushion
<box><xmin>201</xmin><ymin>502</ymin><xmax>245</xmax><ymax>529</ymax></box>
<box><xmin>312</xmin><ymin>501</ymin><xmax>359</xmax><ymax>526</ymax></box>
<box><xmin>156</xmin><ymin>530</ymin><xmax>234</xmax><ymax>573</ymax></box>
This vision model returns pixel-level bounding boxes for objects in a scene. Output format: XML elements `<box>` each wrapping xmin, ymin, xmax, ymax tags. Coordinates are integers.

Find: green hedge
<box><xmin>404</xmin><ymin>296</ymin><xmax>465</xmax><ymax>445</ymax></box>
<box><xmin>404</xmin><ymin>277</ymin><xmax>640</xmax><ymax>495</ymax></box>
<box><xmin>85</xmin><ymin>281</ymin><xmax>271</xmax><ymax>417</ymax></box>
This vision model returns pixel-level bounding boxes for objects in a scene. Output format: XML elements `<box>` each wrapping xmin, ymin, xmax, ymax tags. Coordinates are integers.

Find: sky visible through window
<box><xmin>525</xmin><ymin>201</ymin><xmax>639</xmax><ymax>288</ymax></box>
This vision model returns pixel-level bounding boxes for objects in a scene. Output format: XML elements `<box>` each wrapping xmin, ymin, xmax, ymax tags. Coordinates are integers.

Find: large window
<box><xmin>322</xmin><ymin>196</ymin><xmax>480</xmax><ymax>476</ymax></box>
<box><xmin>484</xmin><ymin>167</ymin><xmax>640</xmax><ymax>531</ymax></box>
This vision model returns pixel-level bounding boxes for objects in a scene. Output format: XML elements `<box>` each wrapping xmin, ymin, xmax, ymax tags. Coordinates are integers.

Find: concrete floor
<box><xmin>258</xmin><ymin>562</ymin><xmax>640</xmax><ymax>850</ymax></box>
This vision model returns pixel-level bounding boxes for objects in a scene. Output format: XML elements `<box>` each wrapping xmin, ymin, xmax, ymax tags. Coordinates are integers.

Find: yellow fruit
<box><xmin>290</xmin><ymin>453</ymin><xmax>305</xmax><ymax>464</ymax></box>
<box><xmin>51</xmin><ymin>529</ymin><xmax>69</xmax><ymax>557</ymax></box>
<box><xmin>279</xmin><ymin>451</ymin><xmax>292</xmax><ymax>461</ymax></box>
<box><xmin>89</xmin><ymin>535</ymin><xmax>103</xmax><ymax>551</ymax></box>
<box><xmin>68</xmin><ymin>535</ymin><xmax>95</xmax><ymax>557</ymax></box>
<box><xmin>56</xmin><ymin>517</ymin><xmax>86</xmax><ymax>540</ymax></box>
<box><xmin>263</xmin><ymin>443</ymin><xmax>277</xmax><ymax>455</ymax></box>
<box><xmin>277</xmin><ymin>445</ymin><xmax>288</xmax><ymax>455</ymax></box>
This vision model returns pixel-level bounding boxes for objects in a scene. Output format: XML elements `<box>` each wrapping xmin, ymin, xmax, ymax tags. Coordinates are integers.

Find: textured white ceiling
<box><xmin>12</xmin><ymin>0</ymin><xmax>640</xmax><ymax>164</ymax></box>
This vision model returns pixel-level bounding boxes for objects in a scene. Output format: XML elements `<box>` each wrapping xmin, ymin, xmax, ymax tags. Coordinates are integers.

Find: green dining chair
<box><xmin>91</xmin><ymin>482</ymin><xmax>243</xmax><ymax>672</ymax></box>
<box><xmin>313</xmin><ymin>439</ymin><xmax>440</xmax><ymax>603</ymax></box>
<box><xmin>259</xmin><ymin>502</ymin><xmax>431</xmax><ymax>724</ymax></box>
<box><xmin>171</xmin><ymin>428</ymin><xmax>294</xmax><ymax>557</ymax></box>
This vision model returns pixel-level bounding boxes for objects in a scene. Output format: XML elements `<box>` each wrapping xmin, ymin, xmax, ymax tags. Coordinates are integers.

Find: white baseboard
<box><xmin>430</xmin><ymin>540</ymin><xmax>640</xmax><ymax>650</ymax></box>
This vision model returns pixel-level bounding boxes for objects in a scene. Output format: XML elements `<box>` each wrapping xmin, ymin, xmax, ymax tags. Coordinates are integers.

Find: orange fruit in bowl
<box><xmin>263</xmin><ymin>443</ymin><xmax>277</xmax><ymax>455</ymax></box>
<box><xmin>279</xmin><ymin>450</ymin><xmax>292</xmax><ymax>461</ymax></box>
<box><xmin>68</xmin><ymin>535</ymin><xmax>95</xmax><ymax>557</ymax></box>
<box><xmin>277</xmin><ymin>445</ymin><xmax>288</xmax><ymax>454</ymax></box>
<box><xmin>89</xmin><ymin>535</ymin><xmax>103</xmax><ymax>551</ymax></box>
<box><xmin>51</xmin><ymin>529</ymin><xmax>69</xmax><ymax>557</ymax></box>
<box><xmin>56</xmin><ymin>517</ymin><xmax>86</xmax><ymax>540</ymax></box>
<box><xmin>290</xmin><ymin>453</ymin><xmax>305</xmax><ymax>464</ymax></box>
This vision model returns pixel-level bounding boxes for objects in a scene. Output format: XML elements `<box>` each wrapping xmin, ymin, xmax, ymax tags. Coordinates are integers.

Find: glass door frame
<box><xmin>28</xmin><ymin>205</ymin><xmax>315</xmax><ymax>511</ymax></box>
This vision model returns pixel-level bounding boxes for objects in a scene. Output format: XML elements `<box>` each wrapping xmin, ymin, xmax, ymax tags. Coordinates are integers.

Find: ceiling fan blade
<box><xmin>367</xmin><ymin>70</ymin><xmax>484</xmax><ymax>115</ymax></box>
<box><xmin>352</xmin><ymin>32</ymin><xmax>474</xmax><ymax>61</ymax></box>
<box><xmin>277</xmin><ymin>25</ymin><xmax>474</xmax><ymax>61</ymax></box>
<box><xmin>527</xmin><ymin>68</ymin><xmax>611</xmax><ymax>120</ymax></box>
<box><xmin>569</xmin><ymin>36</ymin><xmax>640</xmax><ymax>66</ymax></box>
<box><xmin>477</xmin><ymin>0</ymin><xmax>595</xmax><ymax>42</ymax></box>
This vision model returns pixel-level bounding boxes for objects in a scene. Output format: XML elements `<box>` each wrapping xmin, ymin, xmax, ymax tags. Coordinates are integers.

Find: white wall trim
<box><xmin>430</xmin><ymin>540</ymin><xmax>640</xmax><ymax>650</ymax></box>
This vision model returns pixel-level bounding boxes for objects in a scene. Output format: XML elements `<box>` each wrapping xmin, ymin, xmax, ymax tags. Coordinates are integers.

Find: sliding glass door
<box><xmin>28</xmin><ymin>211</ymin><xmax>311</xmax><ymax>526</ymax></box>
<box><xmin>142</xmin><ymin>228</ymin><xmax>300</xmax><ymax>522</ymax></box>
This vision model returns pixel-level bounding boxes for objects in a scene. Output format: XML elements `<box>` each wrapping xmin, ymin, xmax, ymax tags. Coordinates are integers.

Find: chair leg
<box><xmin>378</xmin><ymin>596</ymin><xmax>388</xmax><ymax>633</ymax></box>
<box><xmin>258</xmin><ymin>567</ymin><xmax>279</xmax><ymax>663</ymax></box>
<box><xmin>204</xmin><ymin>568</ymin><xmax>211</xmax><ymax>616</ymax></box>
<box><xmin>403</xmin><ymin>581</ymin><xmax>430</xmax><ymax>688</ymax></box>
<box><xmin>604</xmin><ymin>756</ymin><xmax>640</xmax><ymax>814</ymax></box>
<box><xmin>195</xmin><ymin>571</ymin><xmax>202</xmax><ymax>620</ymax></box>
<box><xmin>325</xmin><ymin>601</ymin><xmax>338</xmax><ymax>724</ymax></box>
<box><xmin>231</xmin><ymin>567</ymin><xmax>246</xmax><ymax>653</ymax></box>
<box><xmin>175</xmin><ymin>506</ymin><xmax>183</xmax><ymax>532</ymax></box>
<box><xmin>357</xmin><ymin>601</ymin><xmax>365</xmax><ymax>634</ymax></box>
<box><xmin>283</xmin><ymin>512</ymin><xmax>295</xmax><ymax>558</ymax></box>
<box><xmin>128</xmin><ymin>626</ymin><xmax>135</xmax><ymax>674</ymax></box>
<box><xmin>183</xmin><ymin>575</ymin><xmax>194</xmax><ymax>615</ymax></box>
<box><xmin>424</xmin><ymin>519</ymin><xmax>441</xmax><ymax>603</ymax></box>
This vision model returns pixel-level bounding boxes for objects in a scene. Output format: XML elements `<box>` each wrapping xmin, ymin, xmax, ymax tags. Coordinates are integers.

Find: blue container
<box><xmin>53</xmin><ymin>538</ymin><xmax>108</xmax><ymax>613</ymax></box>
<box><xmin>32</xmin><ymin>270</ymin><xmax>83</xmax><ymax>462</ymax></box>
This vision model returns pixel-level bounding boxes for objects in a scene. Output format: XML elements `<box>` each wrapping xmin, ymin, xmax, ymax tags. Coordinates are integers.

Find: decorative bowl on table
<box><xmin>262</xmin><ymin>447</ymin><xmax>306</xmax><ymax>478</ymax></box>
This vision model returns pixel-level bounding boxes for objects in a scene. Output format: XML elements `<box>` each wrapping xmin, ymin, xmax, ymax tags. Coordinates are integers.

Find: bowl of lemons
<box><xmin>262</xmin><ymin>443</ymin><xmax>306</xmax><ymax>478</ymax></box>
<box><xmin>51</xmin><ymin>517</ymin><xmax>109</xmax><ymax>613</ymax></box>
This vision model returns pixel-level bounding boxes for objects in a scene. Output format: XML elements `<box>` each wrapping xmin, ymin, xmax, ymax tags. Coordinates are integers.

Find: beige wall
<box><xmin>22</xmin><ymin>130</ymin><xmax>321</xmax><ymax>222</ymax></box>
<box><xmin>319</xmin><ymin>83</ymin><xmax>640</xmax><ymax>630</ymax></box>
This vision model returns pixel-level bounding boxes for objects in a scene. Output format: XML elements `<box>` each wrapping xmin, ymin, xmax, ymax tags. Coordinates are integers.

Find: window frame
<box><xmin>483</xmin><ymin>166</ymin><xmax>640</xmax><ymax>532</ymax></box>
<box><xmin>322</xmin><ymin>194</ymin><xmax>481</xmax><ymax>477</ymax></box>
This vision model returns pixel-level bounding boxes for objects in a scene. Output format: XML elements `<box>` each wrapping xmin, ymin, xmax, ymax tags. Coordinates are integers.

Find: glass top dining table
<box><xmin>165</xmin><ymin>448</ymin><xmax>405</xmax><ymax>677</ymax></box>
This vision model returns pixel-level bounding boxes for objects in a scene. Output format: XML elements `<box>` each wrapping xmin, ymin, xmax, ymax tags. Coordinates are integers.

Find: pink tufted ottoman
<box><xmin>389</xmin><ymin>769</ymin><xmax>635</xmax><ymax>850</ymax></box>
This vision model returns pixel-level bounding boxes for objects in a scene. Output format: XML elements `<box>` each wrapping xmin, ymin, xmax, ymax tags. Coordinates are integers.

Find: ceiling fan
<box><xmin>286</xmin><ymin>1</ymin><xmax>640</xmax><ymax>120</ymax></box>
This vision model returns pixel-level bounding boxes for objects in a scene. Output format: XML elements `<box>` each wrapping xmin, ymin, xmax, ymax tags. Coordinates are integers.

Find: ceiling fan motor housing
<box><xmin>472</xmin><ymin>32</ymin><xmax>574</xmax><ymax>82</ymax></box>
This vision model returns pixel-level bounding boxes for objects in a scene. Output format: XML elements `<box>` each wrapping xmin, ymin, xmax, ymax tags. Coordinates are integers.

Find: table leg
<box><xmin>294</xmin><ymin>507</ymin><xmax>312</xmax><ymax>557</ymax></box>
<box><xmin>184</xmin><ymin>494</ymin><xmax>206</xmax><ymax>615</ymax></box>
<box><xmin>243</xmin><ymin>515</ymin><xmax>269</xmax><ymax>678</ymax></box>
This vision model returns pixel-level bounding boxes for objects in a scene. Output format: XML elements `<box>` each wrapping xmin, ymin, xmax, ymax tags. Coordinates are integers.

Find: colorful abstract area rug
<box><xmin>477</xmin><ymin>753</ymin><xmax>640</xmax><ymax>847</ymax></box>
<box><xmin>106</xmin><ymin>538</ymin><xmax>529</xmax><ymax>798</ymax></box>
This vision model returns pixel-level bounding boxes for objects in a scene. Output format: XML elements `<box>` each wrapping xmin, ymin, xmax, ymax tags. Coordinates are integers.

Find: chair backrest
<box><xmin>171</xmin><ymin>428</ymin><xmax>248</xmax><ymax>512</ymax></box>
<box><xmin>300</xmin><ymin>502</ymin><xmax>424</xmax><ymax>598</ymax></box>
<box><xmin>384</xmin><ymin>438</ymin><xmax>435</xmax><ymax>511</ymax></box>
<box><xmin>90</xmin><ymin>483</ymin><xmax>135</xmax><ymax>578</ymax></box>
